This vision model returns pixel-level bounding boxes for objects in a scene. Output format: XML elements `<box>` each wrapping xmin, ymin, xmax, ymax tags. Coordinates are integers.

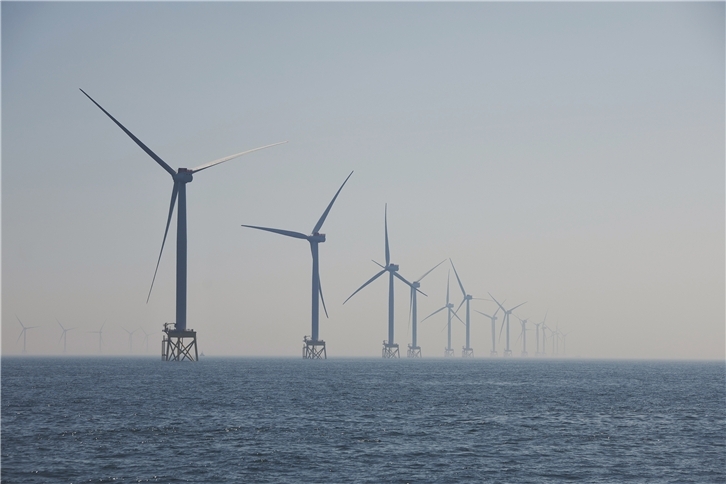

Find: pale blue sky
<box><xmin>3</xmin><ymin>2</ymin><xmax>724</xmax><ymax>358</ymax></box>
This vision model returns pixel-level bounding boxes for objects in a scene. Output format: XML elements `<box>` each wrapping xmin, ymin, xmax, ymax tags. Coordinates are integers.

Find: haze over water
<box><xmin>2</xmin><ymin>357</ymin><xmax>724</xmax><ymax>482</ymax></box>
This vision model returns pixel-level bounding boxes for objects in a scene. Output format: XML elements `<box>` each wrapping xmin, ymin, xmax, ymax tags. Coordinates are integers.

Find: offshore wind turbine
<box><xmin>81</xmin><ymin>89</ymin><xmax>286</xmax><ymax>362</ymax></box>
<box><xmin>140</xmin><ymin>328</ymin><xmax>150</xmax><ymax>353</ymax></box>
<box><xmin>475</xmin><ymin>307</ymin><xmax>502</xmax><ymax>357</ymax></box>
<box><xmin>16</xmin><ymin>316</ymin><xmax>39</xmax><ymax>354</ymax></box>
<box><xmin>489</xmin><ymin>293</ymin><xmax>526</xmax><ymax>357</ymax></box>
<box><xmin>404</xmin><ymin>260</ymin><xmax>445</xmax><ymax>358</ymax></box>
<box><xmin>122</xmin><ymin>328</ymin><xmax>137</xmax><ymax>354</ymax></box>
<box><xmin>56</xmin><ymin>319</ymin><xmax>76</xmax><ymax>354</ymax></box>
<box><xmin>450</xmin><ymin>260</ymin><xmax>487</xmax><ymax>357</ymax></box>
<box><xmin>88</xmin><ymin>321</ymin><xmax>106</xmax><ymax>354</ymax></box>
<box><xmin>534</xmin><ymin>311</ymin><xmax>547</xmax><ymax>356</ymax></box>
<box><xmin>241</xmin><ymin>171</ymin><xmax>353</xmax><ymax>359</ymax></box>
<box><xmin>344</xmin><ymin>205</ymin><xmax>417</xmax><ymax>358</ymax></box>
<box><xmin>561</xmin><ymin>331</ymin><xmax>571</xmax><ymax>356</ymax></box>
<box><xmin>515</xmin><ymin>315</ymin><xmax>530</xmax><ymax>357</ymax></box>
<box><xmin>421</xmin><ymin>270</ymin><xmax>465</xmax><ymax>357</ymax></box>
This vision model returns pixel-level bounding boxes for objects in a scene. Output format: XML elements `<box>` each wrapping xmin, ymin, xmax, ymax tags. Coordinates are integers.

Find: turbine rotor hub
<box><xmin>309</xmin><ymin>233</ymin><xmax>325</xmax><ymax>243</ymax></box>
<box><xmin>388</xmin><ymin>263</ymin><xmax>399</xmax><ymax>272</ymax></box>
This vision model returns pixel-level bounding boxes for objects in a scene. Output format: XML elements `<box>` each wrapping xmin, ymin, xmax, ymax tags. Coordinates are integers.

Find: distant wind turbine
<box><xmin>421</xmin><ymin>270</ymin><xmax>465</xmax><ymax>357</ymax></box>
<box><xmin>489</xmin><ymin>293</ymin><xmax>526</xmax><ymax>357</ymax></box>
<box><xmin>88</xmin><ymin>321</ymin><xmax>106</xmax><ymax>354</ymax></box>
<box><xmin>122</xmin><ymin>328</ymin><xmax>137</xmax><ymax>354</ymax></box>
<box><xmin>344</xmin><ymin>204</ymin><xmax>416</xmax><ymax>358</ymax></box>
<box><xmin>515</xmin><ymin>315</ymin><xmax>531</xmax><ymax>357</ymax></box>
<box><xmin>56</xmin><ymin>318</ymin><xmax>76</xmax><ymax>354</ymax></box>
<box><xmin>474</xmin><ymin>306</ymin><xmax>502</xmax><ymax>357</ymax></box>
<box><xmin>242</xmin><ymin>171</ymin><xmax>353</xmax><ymax>359</ymax></box>
<box><xmin>80</xmin><ymin>89</ymin><xmax>286</xmax><ymax>355</ymax></box>
<box><xmin>450</xmin><ymin>260</ymin><xmax>487</xmax><ymax>357</ymax></box>
<box><xmin>16</xmin><ymin>316</ymin><xmax>39</xmax><ymax>354</ymax></box>
<box><xmin>140</xmin><ymin>328</ymin><xmax>150</xmax><ymax>353</ymax></box>
<box><xmin>403</xmin><ymin>260</ymin><xmax>445</xmax><ymax>358</ymax></box>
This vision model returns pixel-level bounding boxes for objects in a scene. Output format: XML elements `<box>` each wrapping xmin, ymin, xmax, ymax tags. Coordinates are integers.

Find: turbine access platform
<box><xmin>383</xmin><ymin>340</ymin><xmax>400</xmax><ymax>358</ymax></box>
<box><xmin>161</xmin><ymin>323</ymin><xmax>198</xmax><ymax>362</ymax></box>
<box><xmin>303</xmin><ymin>336</ymin><xmax>326</xmax><ymax>359</ymax></box>
<box><xmin>407</xmin><ymin>344</ymin><xmax>422</xmax><ymax>358</ymax></box>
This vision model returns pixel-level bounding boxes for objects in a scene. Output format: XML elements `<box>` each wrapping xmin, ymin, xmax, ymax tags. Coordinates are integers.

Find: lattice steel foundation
<box><xmin>444</xmin><ymin>348</ymin><xmax>455</xmax><ymax>357</ymax></box>
<box><xmin>303</xmin><ymin>336</ymin><xmax>326</xmax><ymax>359</ymax></box>
<box><xmin>161</xmin><ymin>324</ymin><xmax>198</xmax><ymax>362</ymax></box>
<box><xmin>382</xmin><ymin>341</ymin><xmax>400</xmax><ymax>358</ymax></box>
<box><xmin>462</xmin><ymin>347</ymin><xmax>474</xmax><ymax>358</ymax></box>
<box><xmin>407</xmin><ymin>344</ymin><xmax>422</xmax><ymax>358</ymax></box>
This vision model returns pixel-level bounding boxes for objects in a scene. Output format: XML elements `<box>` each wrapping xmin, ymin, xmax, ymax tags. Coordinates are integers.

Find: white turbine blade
<box><xmin>421</xmin><ymin>306</ymin><xmax>446</xmax><ymax>323</ymax></box>
<box><xmin>191</xmin><ymin>141</ymin><xmax>288</xmax><ymax>173</ymax></box>
<box><xmin>343</xmin><ymin>269</ymin><xmax>387</xmax><ymax>305</ymax></box>
<box><xmin>449</xmin><ymin>259</ymin><xmax>467</xmax><ymax>298</ymax></box>
<box><xmin>416</xmin><ymin>259</ymin><xmax>446</xmax><ymax>283</ymax></box>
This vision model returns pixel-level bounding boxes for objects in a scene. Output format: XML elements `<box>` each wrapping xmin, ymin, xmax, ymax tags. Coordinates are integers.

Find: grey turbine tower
<box><xmin>344</xmin><ymin>205</ymin><xmax>416</xmax><ymax>358</ymax></box>
<box><xmin>489</xmin><ymin>293</ymin><xmax>526</xmax><ymax>357</ymax></box>
<box><xmin>405</xmin><ymin>260</ymin><xmax>445</xmax><ymax>358</ymax></box>
<box><xmin>81</xmin><ymin>89</ymin><xmax>286</xmax><ymax>362</ymax></box>
<box><xmin>241</xmin><ymin>171</ymin><xmax>353</xmax><ymax>359</ymax></box>
<box><xmin>421</xmin><ymin>270</ymin><xmax>465</xmax><ymax>357</ymax></box>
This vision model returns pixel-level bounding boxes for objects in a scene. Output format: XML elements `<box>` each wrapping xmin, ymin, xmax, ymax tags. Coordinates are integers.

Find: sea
<box><xmin>2</xmin><ymin>357</ymin><xmax>724</xmax><ymax>483</ymax></box>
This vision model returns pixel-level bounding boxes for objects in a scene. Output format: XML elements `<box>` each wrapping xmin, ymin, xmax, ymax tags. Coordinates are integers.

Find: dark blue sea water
<box><xmin>2</xmin><ymin>357</ymin><xmax>724</xmax><ymax>483</ymax></box>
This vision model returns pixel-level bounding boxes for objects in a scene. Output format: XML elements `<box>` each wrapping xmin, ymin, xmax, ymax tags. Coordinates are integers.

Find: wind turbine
<box><xmin>122</xmin><ymin>328</ymin><xmax>137</xmax><ymax>354</ymax></box>
<box><xmin>241</xmin><ymin>171</ymin><xmax>353</xmax><ymax>359</ymax></box>
<box><xmin>450</xmin><ymin>259</ymin><xmax>487</xmax><ymax>357</ymax></box>
<box><xmin>561</xmin><ymin>330</ymin><xmax>571</xmax><ymax>356</ymax></box>
<box><xmin>515</xmin><ymin>315</ymin><xmax>530</xmax><ymax>357</ymax></box>
<box><xmin>88</xmin><ymin>321</ymin><xmax>106</xmax><ymax>354</ymax></box>
<box><xmin>474</xmin><ymin>306</ymin><xmax>502</xmax><ymax>357</ymax></box>
<box><xmin>534</xmin><ymin>311</ymin><xmax>547</xmax><ymax>356</ymax></box>
<box><xmin>421</xmin><ymin>270</ymin><xmax>465</xmax><ymax>357</ymax></box>
<box><xmin>344</xmin><ymin>204</ymin><xmax>416</xmax><ymax>358</ymax></box>
<box><xmin>489</xmin><ymin>293</ymin><xmax>526</xmax><ymax>357</ymax></box>
<box><xmin>16</xmin><ymin>316</ymin><xmax>39</xmax><ymax>354</ymax></box>
<box><xmin>80</xmin><ymin>89</ymin><xmax>286</xmax><ymax>362</ymax></box>
<box><xmin>403</xmin><ymin>260</ymin><xmax>445</xmax><ymax>358</ymax></box>
<box><xmin>140</xmin><ymin>328</ymin><xmax>150</xmax><ymax>353</ymax></box>
<box><xmin>56</xmin><ymin>319</ymin><xmax>76</xmax><ymax>354</ymax></box>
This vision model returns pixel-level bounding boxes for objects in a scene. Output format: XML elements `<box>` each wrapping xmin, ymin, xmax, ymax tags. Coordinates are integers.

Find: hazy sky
<box><xmin>3</xmin><ymin>2</ymin><xmax>724</xmax><ymax>359</ymax></box>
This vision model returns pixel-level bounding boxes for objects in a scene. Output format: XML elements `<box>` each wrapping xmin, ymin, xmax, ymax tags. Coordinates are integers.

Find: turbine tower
<box><xmin>489</xmin><ymin>293</ymin><xmax>526</xmax><ymax>357</ymax></box>
<box><xmin>88</xmin><ymin>321</ymin><xmax>106</xmax><ymax>354</ymax></box>
<box><xmin>16</xmin><ymin>316</ymin><xmax>39</xmax><ymax>354</ymax></box>
<box><xmin>241</xmin><ymin>171</ymin><xmax>353</xmax><ymax>359</ymax></box>
<box><xmin>561</xmin><ymin>331</ymin><xmax>571</xmax><ymax>356</ymax></box>
<box><xmin>534</xmin><ymin>311</ymin><xmax>547</xmax><ymax>356</ymax></box>
<box><xmin>421</xmin><ymin>270</ymin><xmax>465</xmax><ymax>357</ymax></box>
<box><xmin>474</xmin><ymin>307</ymin><xmax>501</xmax><ymax>357</ymax></box>
<box><xmin>515</xmin><ymin>315</ymin><xmax>530</xmax><ymax>357</ymax></box>
<box><xmin>56</xmin><ymin>319</ymin><xmax>76</xmax><ymax>354</ymax></box>
<box><xmin>450</xmin><ymin>260</ymin><xmax>486</xmax><ymax>358</ymax></box>
<box><xmin>81</xmin><ymin>89</ymin><xmax>286</xmax><ymax>362</ymax></box>
<box><xmin>405</xmin><ymin>260</ymin><xmax>445</xmax><ymax>358</ymax></box>
<box><xmin>344</xmin><ymin>205</ymin><xmax>416</xmax><ymax>358</ymax></box>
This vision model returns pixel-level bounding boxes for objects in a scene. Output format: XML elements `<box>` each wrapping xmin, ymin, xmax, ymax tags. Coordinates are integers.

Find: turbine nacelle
<box><xmin>175</xmin><ymin>168</ymin><xmax>193</xmax><ymax>183</ymax></box>
<box><xmin>412</xmin><ymin>281</ymin><xmax>421</xmax><ymax>289</ymax></box>
<box><xmin>387</xmin><ymin>263</ymin><xmax>399</xmax><ymax>272</ymax></box>
<box><xmin>309</xmin><ymin>233</ymin><xmax>326</xmax><ymax>243</ymax></box>
<box><xmin>465</xmin><ymin>294</ymin><xmax>473</xmax><ymax>301</ymax></box>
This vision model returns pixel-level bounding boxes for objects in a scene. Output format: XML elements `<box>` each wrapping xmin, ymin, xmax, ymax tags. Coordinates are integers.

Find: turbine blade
<box><xmin>446</xmin><ymin>271</ymin><xmax>450</xmax><ymax>305</ymax></box>
<box><xmin>455</xmin><ymin>298</ymin><xmax>466</xmax><ymax>313</ymax></box>
<box><xmin>191</xmin><ymin>141</ymin><xmax>288</xmax><ymax>173</ymax></box>
<box><xmin>499</xmin><ymin>318</ymin><xmax>506</xmax><ymax>343</ymax></box>
<box><xmin>16</xmin><ymin>331</ymin><xmax>24</xmax><ymax>343</ymax></box>
<box><xmin>58</xmin><ymin>333</ymin><xmax>65</xmax><ymax>344</ymax></box>
<box><xmin>450</xmin><ymin>308</ymin><xmax>466</xmax><ymax>325</ymax></box>
<box><xmin>241</xmin><ymin>224</ymin><xmax>308</xmax><ymax>239</ymax></box>
<box><xmin>542</xmin><ymin>310</ymin><xmax>548</xmax><ymax>325</ymax></box>
<box><xmin>449</xmin><ymin>259</ymin><xmax>467</xmax><ymax>298</ymax></box>
<box><xmin>79</xmin><ymin>89</ymin><xmax>176</xmax><ymax>177</ymax></box>
<box><xmin>371</xmin><ymin>259</ymin><xmax>385</xmax><ymax>269</ymax></box>
<box><xmin>318</xmin><ymin>273</ymin><xmax>329</xmax><ymax>319</ymax></box>
<box><xmin>393</xmin><ymin>271</ymin><xmax>414</xmax><ymax>288</ymax></box>
<box><xmin>416</xmin><ymin>259</ymin><xmax>446</xmax><ymax>283</ymax></box>
<box><xmin>343</xmin><ymin>269</ymin><xmax>387</xmax><ymax>305</ymax></box>
<box><xmin>511</xmin><ymin>301</ymin><xmax>527</xmax><ymax>311</ymax></box>
<box><xmin>16</xmin><ymin>315</ymin><xmax>25</xmax><ymax>329</ymax></box>
<box><xmin>407</xmin><ymin>287</ymin><xmax>413</xmax><ymax>336</ymax></box>
<box><xmin>148</xmin><ymin>183</ymin><xmax>178</xmax><ymax>303</ymax></box>
<box><xmin>312</xmin><ymin>171</ymin><xmax>353</xmax><ymax>234</ymax></box>
<box><xmin>56</xmin><ymin>318</ymin><xmax>64</xmax><ymax>330</ymax></box>
<box><xmin>421</xmin><ymin>306</ymin><xmax>446</xmax><ymax>323</ymax></box>
<box><xmin>384</xmin><ymin>204</ymin><xmax>390</xmax><ymax>266</ymax></box>
<box><xmin>488</xmin><ymin>292</ymin><xmax>506</xmax><ymax>312</ymax></box>
<box><xmin>474</xmin><ymin>310</ymin><xmax>493</xmax><ymax>319</ymax></box>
